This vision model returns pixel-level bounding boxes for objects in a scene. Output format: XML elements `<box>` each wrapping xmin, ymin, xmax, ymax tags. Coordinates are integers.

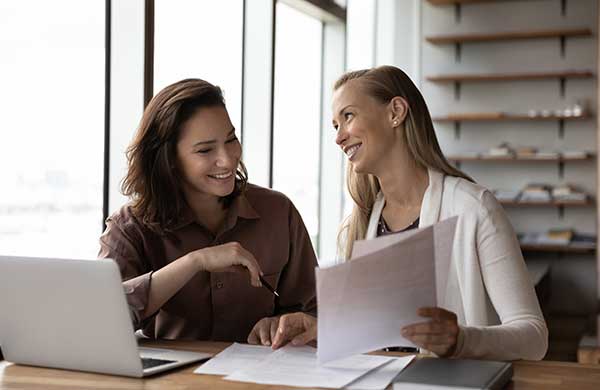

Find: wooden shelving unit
<box><xmin>427</xmin><ymin>70</ymin><xmax>594</xmax><ymax>83</ymax></box>
<box><xmin>426</xmin><ymin>28</ymin><xmax>592</xmax><ymax>45</ymax></box>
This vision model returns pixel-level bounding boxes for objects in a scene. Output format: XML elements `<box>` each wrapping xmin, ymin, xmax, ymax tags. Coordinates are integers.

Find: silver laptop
<box><xmin>0</xmin><ymin>255</ymin><xmax>212</xmax><ymax>377</ymax></box>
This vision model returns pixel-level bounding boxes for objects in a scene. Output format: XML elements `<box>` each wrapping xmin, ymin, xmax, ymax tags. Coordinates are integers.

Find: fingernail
<box><xmin>291</xmin><ymin>339</ymin><xmax>300</xmax><ymax>346</ymax></box>
<box><xmin>401</xmin><ymin>328</ymin><xmax>408</xmax><ymax>336</ymax></box>
<box><xmin>264</xmin><ymin>341</ymin><xmax>271</xmax><ymax>346</ymax></box>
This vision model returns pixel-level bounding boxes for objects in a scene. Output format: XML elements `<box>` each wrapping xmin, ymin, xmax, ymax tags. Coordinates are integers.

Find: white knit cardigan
<box><xmin>362</xmin><ymin>169</ymin><xmax>548</xmax><ymax>361</ymax></box>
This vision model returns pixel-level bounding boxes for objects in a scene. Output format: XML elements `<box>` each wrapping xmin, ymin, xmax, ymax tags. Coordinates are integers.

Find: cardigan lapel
<box><xmin>366</xmin><ymin>191</ymin><xmax>385</xmax><ymax>239</ymax></box>
<box><xmin>419</xmin><ymin>168</ymin><xmax>444</xmax><ymax>228</ymax></box>
<box><xmin>366</xmin><ymin>168</ymin><xmax>445</xmax><ymax>239</ymax></box>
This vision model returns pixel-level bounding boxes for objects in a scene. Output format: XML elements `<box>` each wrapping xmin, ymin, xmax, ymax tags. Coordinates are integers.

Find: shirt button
<box><xmin>216</xmin><ymin>281</ymin><xmax>224</xmax><ymax>289</ymax></box>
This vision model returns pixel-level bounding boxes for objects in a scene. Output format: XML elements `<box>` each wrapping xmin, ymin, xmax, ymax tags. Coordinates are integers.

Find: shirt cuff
<box><xmin>122</xmin><ymin>271</ymin><xmax>154</xmax><ymax>328</ymax></box>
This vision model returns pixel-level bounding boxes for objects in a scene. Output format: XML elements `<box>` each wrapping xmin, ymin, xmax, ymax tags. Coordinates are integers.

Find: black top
<box><xmin>377</xmin><ymin>215</ymin><xmax>420</xmax><ymax>236</ymax></box>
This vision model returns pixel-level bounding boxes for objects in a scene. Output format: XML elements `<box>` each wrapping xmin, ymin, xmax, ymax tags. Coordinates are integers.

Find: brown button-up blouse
<box><xmin>98</xmin><ymin>184</ymin><xmax>317</xmax><ymax>342</ymax></box>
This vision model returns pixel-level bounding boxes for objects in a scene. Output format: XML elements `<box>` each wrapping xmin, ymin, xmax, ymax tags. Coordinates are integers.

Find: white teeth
<box><xmin>210</xmin><ymin>172</ymin><xmax>233</xmax><ymax>179</ymax></box>
<box><xmin>345</xmin><ymin>144</ymin><xmax>361</xmax><ymax>158</ymax></box>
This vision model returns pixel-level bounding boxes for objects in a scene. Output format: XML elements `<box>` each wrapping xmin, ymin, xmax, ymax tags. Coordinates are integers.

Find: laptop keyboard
<box><xmin>141</xmin><ymin>357</ymin><xmax>176</xmax><ymax>369</ymax></box>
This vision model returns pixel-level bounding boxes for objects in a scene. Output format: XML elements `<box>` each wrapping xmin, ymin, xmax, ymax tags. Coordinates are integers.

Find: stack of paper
<box><xmin>194</xmin><ymin>343</ymin><xmax>414</xmax><ymax>389</ymax></box>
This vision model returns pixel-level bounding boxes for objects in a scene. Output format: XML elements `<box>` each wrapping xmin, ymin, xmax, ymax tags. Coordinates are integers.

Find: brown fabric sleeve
<box><xmin>98</xmin><ymin>218</ymin><xmax>153</xmax><ymax>329</ymax></box>
<box><xmin>274</xmin><ymin>201</ymin><xmax>318</xmax><ymax>316</ymax></box>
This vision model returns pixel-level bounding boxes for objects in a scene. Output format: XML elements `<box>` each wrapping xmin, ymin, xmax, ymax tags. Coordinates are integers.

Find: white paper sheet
<box><xmin>316</xmin><ymin>218</ymin><xmax>457</xmax><ymax>363</ymax></box>
<box><xmin>345</xmin><ymin>356</ymin><xmax>415</xmax><ymax>390</ymax></box>
<box><xmin>224</xmin><ymin>345</ymin><xmax>392</xmax><ymax>389</ymax></box>
<box><xmin>193</xmin><ymin>342</ymin><xmax>272</xmax><ymax>376</ymax></box>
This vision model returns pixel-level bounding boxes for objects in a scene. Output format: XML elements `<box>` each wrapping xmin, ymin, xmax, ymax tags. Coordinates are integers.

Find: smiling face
<box><xmin>175</xmin><ymin>105</ymin><xmax>242</xmax><ymax>201</ymax></box>
<box><xmin>332</xmin><ymin>80</ymin><xmax>405</xmax><ymax>175</ymax></box>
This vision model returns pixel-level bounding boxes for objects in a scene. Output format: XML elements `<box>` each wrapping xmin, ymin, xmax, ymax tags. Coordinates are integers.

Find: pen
<box><xmin>259</xmin><ymin>275</ymin><xmax>280</xmax><ymax>297</ymax></box>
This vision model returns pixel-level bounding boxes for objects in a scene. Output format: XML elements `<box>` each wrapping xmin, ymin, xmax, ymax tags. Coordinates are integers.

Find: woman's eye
<box><xmin>225</xmin><ymin>136</ymin><xmax>238</xmax><ymax>144</ymax></box>
<box><xmin>344</xmin><ymin>112</ymin><xmax>353</xmax><ymax>120</ymax></box>
<box><xmin>196</xmin><ymin>149</ymin><xmax>211</xmax><ymax>154</ymax></box>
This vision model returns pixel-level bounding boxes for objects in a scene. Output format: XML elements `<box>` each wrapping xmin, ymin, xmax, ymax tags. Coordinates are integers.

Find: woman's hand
<box><xmin>248</xmin><ymin>316</ymin><xmax>281</xmax><ymax>346</ymax></box>
<box><xmin>191</xmin><ymin>242</ymin><xmax>263</xmax><ymax>287</ymax></box>
<box><xmin>401</xmin><ymin>307</ymin><xmax>459</xmax><ymax>357</ymax></box>
<box><xmin>271</xmin><ymin>312</ymin><xmax>317</xmax><ymax>349</ymax></box>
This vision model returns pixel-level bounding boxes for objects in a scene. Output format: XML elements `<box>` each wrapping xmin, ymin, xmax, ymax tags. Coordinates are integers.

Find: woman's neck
<box><xmin>376</xmin><ymin>153</ymin><xmax>429</xmax><ymax>210</ymax></box>
<box><xmin>184</xmin><ymin>191</ymin><xmax>227</xmax><ymax>234</ymax></box>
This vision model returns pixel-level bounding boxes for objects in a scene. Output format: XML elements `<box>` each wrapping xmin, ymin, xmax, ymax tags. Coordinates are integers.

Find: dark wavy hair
<box><xmin>121</xmin><ymin>78</ymin><xmax>248</xmax><ymax>234</ymax></box>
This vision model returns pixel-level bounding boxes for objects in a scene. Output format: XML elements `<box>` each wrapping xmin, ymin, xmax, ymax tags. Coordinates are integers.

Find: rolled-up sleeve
<box><xmin>275</xmin><ymin>202</ymin><xmax>318</xmax><ymax>316</ymax></box>
<box><xmin>98</xmin><ymin>219</ymin><xmax>153</xmax><ymax>329</ymax></box>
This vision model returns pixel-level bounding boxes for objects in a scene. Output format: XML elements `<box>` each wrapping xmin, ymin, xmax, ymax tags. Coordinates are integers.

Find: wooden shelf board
<box><xmin>427</xmin><ymin>70</ymin><xmax>594</xmax><ymax>83</ymax></box>
<box><xmin>426</xmin><ymin>28</ymin><xmax>592</xmax><ymax>44</ymax></box>
<box><xmin>427</xmin><ymin>0</ymin><xmax>517</xmax><ymax>4</ymax></box>
<box><xmin>521</xmin><ymin>244</ymin><xmax>596</xmax><ymax>254</ymax></box>
<box><xmin>448</xmin><ymin>155</ymin><xmax>594</xmax><ymax>162</ymax></box>
<box><xmin>433</xmin><ymin>113</ymin><xmax>591</xmax><ymax>122</ymax></box>
<box><xmin>501</xmin><ymin>200</ymin><xmax>595</xmax><ymax>207</ymax></box>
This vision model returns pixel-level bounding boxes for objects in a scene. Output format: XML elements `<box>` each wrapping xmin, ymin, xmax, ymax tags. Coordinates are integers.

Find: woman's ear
<box><xmin>388</xmin><ymin>96</ymin><xmax>408</xmax><ymax>128</ymax></box>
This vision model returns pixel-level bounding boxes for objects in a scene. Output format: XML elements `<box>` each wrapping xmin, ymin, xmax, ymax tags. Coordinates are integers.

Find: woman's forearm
<box><xmin>142</xmin><ymin>252</ymin><xmax>202</xmax><ymax>319</ymax></box>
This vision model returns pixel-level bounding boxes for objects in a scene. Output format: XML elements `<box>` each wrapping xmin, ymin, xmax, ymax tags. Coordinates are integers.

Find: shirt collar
<box><xmin>172</xmin><ymin>192</ymin><xmax>260</xmax><ymax>232</ymax></box>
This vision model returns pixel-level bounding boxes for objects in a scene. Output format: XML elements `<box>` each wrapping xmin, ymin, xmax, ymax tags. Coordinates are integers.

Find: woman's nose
<box><xmin>335</xmin><ymin>127</ymin><xmax>347</xmax><ymax>146</ymax></box>
<box><xmin>216</xmin><ymin>148</ymin><xmax>236</xmax><ymax>168</ymax></box>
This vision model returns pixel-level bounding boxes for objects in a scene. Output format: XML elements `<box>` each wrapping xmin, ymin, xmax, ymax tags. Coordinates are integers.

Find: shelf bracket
<box><xmin>454</xmin><ymin>81</ymin><xmax>461</xmax><ymax>101</ymax></box>
<box><xmin>455</xmin><ymin>42</ymin><xmax>462</xmax><ymax>63</ymax></box>
<box><xmin>560</xmin><ymin>36</ymin><xmax>566</xmax><ymax>58</ymax></box>
<box><xmin>558</xmin><ymin>118</ymin><xmax>565</xmax><ymax>139</ymax></box>
<box><xmin>559</xmin><ymin>77</ymin><xmax>566</xmax><ymax>99</ymax></box>
<box><xmin>454</xmin><ymin>4</ymin><xmax>462</xmax><ymax>24</ymax></box>
<box><xmin>454</xmin><ymin>121</ymin><xmax>461</xmax><ymax>140</ymax></box>
<box><xmin>561</xmin><ymin>0</ymin><xmax>567</xmax><ymax>17</ymax></box>
<box><xmin>558</xmin><ymin>160</ymin><xmax>565</xmax><ymax>179</ymax></box>
<box><xmin>558</xmin><ymin>205</ymin><xmax>565</xmax><ymax>219</ymax></box>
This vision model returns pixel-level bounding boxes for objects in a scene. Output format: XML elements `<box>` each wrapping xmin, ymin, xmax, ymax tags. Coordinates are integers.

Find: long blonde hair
<box><xmin>336</xmin><ymin>66</ymin><xmax>473</xmax><ymax>259</ymax></box>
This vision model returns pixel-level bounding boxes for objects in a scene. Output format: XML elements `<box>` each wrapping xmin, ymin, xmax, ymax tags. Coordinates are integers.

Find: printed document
<box><xmin>224</xmin><ymin>345</ymin><xmax>392</xmax><ymax>389</ymax></box>
<box><xmin>193</xmin><ymin>343</ymin><xmax>272</xmax><ymax>375</ymax></box>
<box><xmin>316</xmin><ymin>217</ymin><xmax>457</xmax><ymax>363</ymax></box>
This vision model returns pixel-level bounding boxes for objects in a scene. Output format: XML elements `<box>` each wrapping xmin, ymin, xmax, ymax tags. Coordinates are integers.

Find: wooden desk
<box><xmin>1</xmin><ymin>340</ymin><xmax>600</xmax><ymax>390</ymax></box>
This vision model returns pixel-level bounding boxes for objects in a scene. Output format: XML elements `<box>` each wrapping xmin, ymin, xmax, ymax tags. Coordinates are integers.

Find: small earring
<box><xmin>393</xmin><ymin>121</ymin><xmax>399</xmax><ymax>126</ymax></box>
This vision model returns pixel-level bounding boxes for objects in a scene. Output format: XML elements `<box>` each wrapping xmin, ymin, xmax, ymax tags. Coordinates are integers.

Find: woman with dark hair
<box><xmin>98</xmin><ymin>78</ymin><xmax>317</xmax><ymax>345</ymax></box>
<box><xmin>272</xmin><ymin>66</ymin><xmax>548</xmax><ymax>361</ymax></box>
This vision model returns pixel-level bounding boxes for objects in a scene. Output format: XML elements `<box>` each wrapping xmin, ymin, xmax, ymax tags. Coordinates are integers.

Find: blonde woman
<box><xmin>272</xmin><ymin>66</ymin><xmax>548</xmax><ymax>361</ymax></box>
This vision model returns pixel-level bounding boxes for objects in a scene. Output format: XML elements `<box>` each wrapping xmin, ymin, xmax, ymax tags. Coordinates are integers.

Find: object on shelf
<box><xmin>570</xmin><ymin>233</ymin><xmax>597</xmax><ymax>249</ymax></box>
<box><xmin>519</xmin><ymin>230</ymin><xmax>596</xmax><ymax>250</ymax></box>
<box><xmin>515</xmin><ymin>146</ymin><xmax>538</xmax><ymax>158</ymax></box>
<box><xmin>487</xmin><ymin>142</ymin><xmax>514</xmax><ymax>158</ymax></box>
<box><xmin>562</xmin><ymin>150</ymin><xmax>589</xmax><ymax>159</ymax></box>
<box><xmin>552</xmin><ymin>184</ymin><xmax>588</xmax><ymax>202</ymax></box>
<box><xmin>520</xmin><ymin>183</ymin><xmax>552</xmax><ymax>202</ymax></box>
<box><xmin>494</xmin><ymin>189</ymin><xmax>521</xmax><ymax>202</ymax></box>
<box><xmin>527</xmin><ymin>100</ymin><xmax>588</xmax><ymax>118</ymax></box>
<box><xmin>533</xmin><ymin>151</ymin><xmax>560</xmax><ymax>159</ymax></box>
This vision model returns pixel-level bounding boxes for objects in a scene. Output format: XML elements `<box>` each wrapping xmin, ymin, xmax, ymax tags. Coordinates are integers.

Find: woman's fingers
<box><xmin>270</xmin><ymin>317</ymin><xmax>279</xmax><ymax>341</ymax></box>
<box><xmin>417</xmin><ymin>307</ymin><xmax>457</xmax><ymax>322</ymax></box>
<box><xmin>291</xmin><ymin>329</ymin><xmax>316</xmax><ymax>346</ymax></box>
<box><xmin>272</xmin><ymin>314</ymin><xmax>302</xmax><ymax>349</ymax></box>
<box><xmin>258</xmin><ymin>321</ymin><xmax>271</xmax><ymax>346</ymax></box>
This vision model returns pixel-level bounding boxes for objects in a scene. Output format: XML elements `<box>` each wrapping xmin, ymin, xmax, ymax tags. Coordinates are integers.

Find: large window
<box><xmin>154</xmin><ymin>0</ymin><xmax>244</xmax><ymax>133</ymax></box>
<box><xmin>272</xmin><ymin>2</ymin><xmax>324</xmax><ymax>246</ymax></box>
<box><xmin>0</xmin><ymin>1</ymin><xmax>105</xmax><ymax>259</ymax></box>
